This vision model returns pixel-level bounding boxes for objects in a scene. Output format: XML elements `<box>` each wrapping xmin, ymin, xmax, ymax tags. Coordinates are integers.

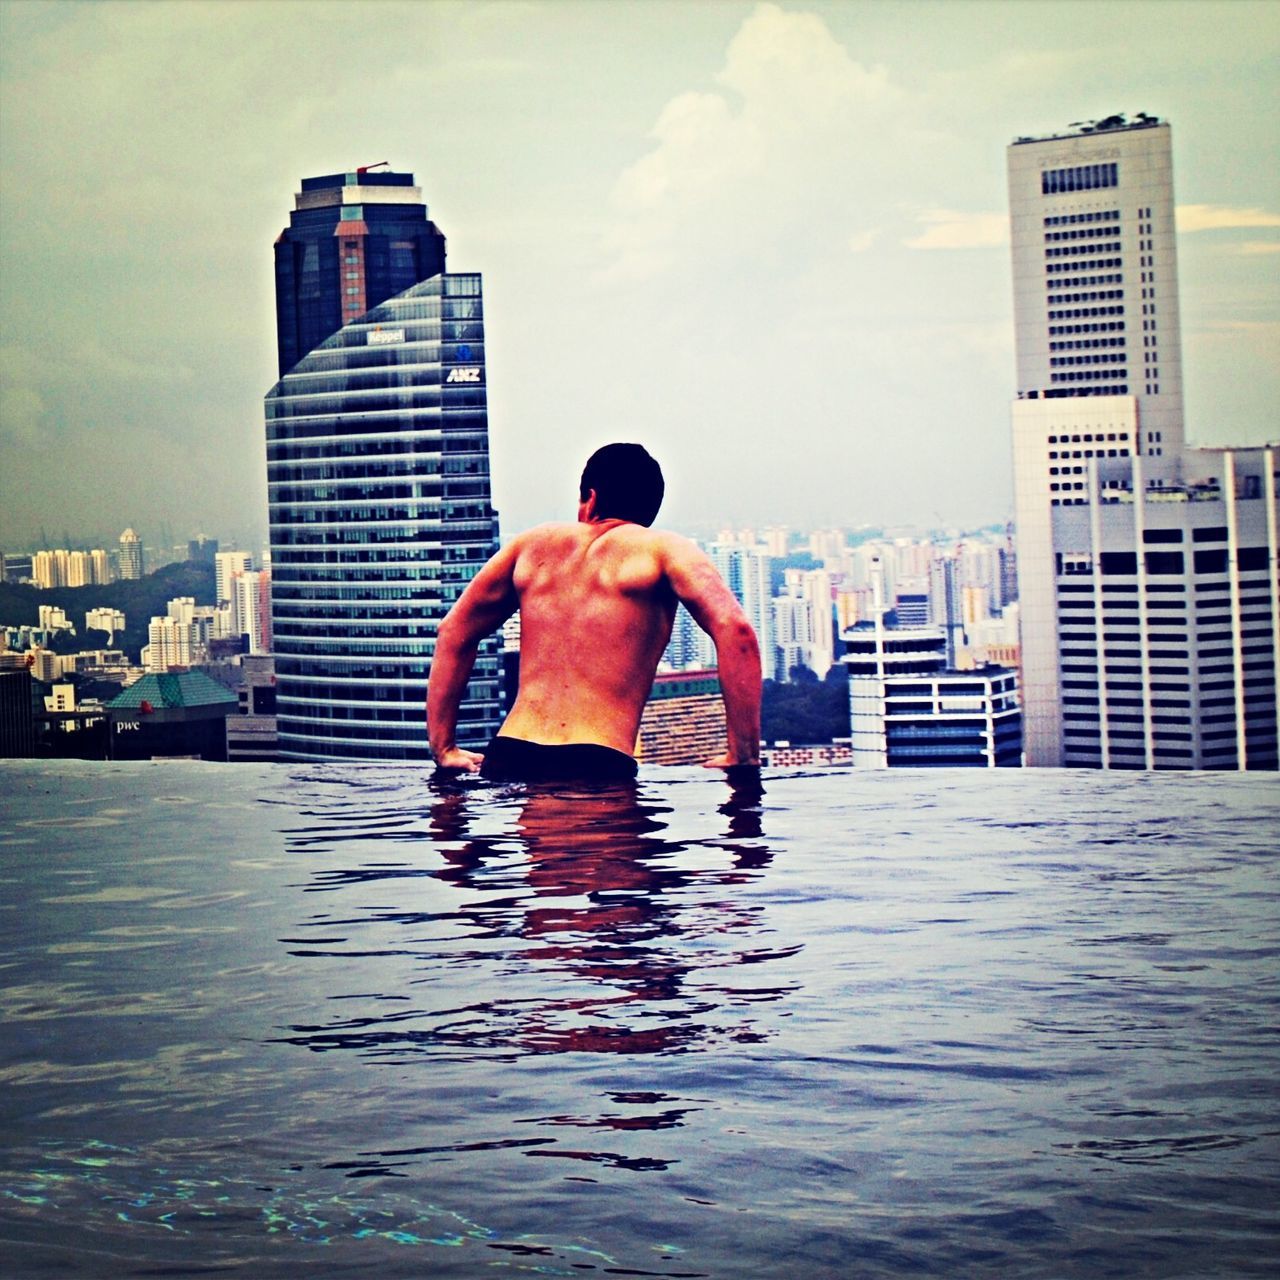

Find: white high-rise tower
<box><xmin>1008</xmin><ymin>116</ymin><xmax>1278</xmax><ymax>770</ymax></box>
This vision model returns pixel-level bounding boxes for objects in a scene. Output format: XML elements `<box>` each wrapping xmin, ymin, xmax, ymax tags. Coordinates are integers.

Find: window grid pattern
<box><xmin>266</xmin><ymin>274</ymin><xmax>502</xmax><ymax>761</ymax></box>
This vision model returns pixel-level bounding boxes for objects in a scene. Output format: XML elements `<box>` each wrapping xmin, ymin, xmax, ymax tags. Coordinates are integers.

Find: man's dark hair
<box><xmin>579</xmin><ymin>443</ymin><xmax>665</xmax><ymax>527</ymax></box>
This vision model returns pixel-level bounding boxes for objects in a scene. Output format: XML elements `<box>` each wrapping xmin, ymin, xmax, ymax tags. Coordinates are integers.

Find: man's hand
<box><xmin>434</xmin><ymin>746</ymin><xmax>485</xmax><ymax>773</ymax></box>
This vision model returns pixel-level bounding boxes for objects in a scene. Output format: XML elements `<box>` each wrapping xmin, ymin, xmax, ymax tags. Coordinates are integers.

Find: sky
<box><xmin>1</xmin><ymin>0</ymin><xmax>1277</xmax><ymax>554</ymax></box>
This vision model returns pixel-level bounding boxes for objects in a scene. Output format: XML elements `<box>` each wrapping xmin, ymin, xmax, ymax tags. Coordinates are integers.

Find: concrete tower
<box><xmin>1007</xmin><ymin>116</ymin><xmax>1278</xmax><ymax>769</ymax></box>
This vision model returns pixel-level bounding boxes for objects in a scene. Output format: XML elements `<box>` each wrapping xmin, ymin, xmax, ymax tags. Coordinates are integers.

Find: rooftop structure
<box><xmin>1011</xmin><ymin>111</ymin><xmax>1163</xmax><ymax>146</ymax></box>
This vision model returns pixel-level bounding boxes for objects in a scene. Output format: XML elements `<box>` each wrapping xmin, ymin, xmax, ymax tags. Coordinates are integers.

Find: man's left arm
<box><xmin>427</xmin><ymin>540</ymin><xmax>520</xmax><ymax>770</ymax></box>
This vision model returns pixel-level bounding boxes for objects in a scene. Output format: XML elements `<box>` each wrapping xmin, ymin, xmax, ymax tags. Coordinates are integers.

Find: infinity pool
<box><xmin>1</xmin><ymin>760</ymin><xmax>1276</xmax><ymax>1277</ymax></box>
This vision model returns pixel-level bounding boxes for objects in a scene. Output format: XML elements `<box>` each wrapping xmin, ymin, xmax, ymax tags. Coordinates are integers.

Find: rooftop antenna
<box><xmin>357</xmin><ymin>161</ymin><xmax>389</xmax><ymax>174</ymax></box>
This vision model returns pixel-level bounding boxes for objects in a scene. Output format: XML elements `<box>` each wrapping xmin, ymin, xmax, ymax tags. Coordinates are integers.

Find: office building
<box><xmin>843</xmin><ymin>560</ymin><xmax>1022</xmax><ymax>768</ymax></box>
<box><xmin>1051</xmin><ymin>447</ymin><xmax>1277</xmax><ymax>769</ymax></box>
<box><xmin>844</xmin><ymin>623</ymin><xmax>1022</xmax><ymax>768</ymax></box>
<box><xmin>265</xmin><ymin>167</ymin><xmax>501</xmax><ymax>761</ymax></box>
<box><xmin>106</xmin><ymin>672</ymin><xmax>238</xmax><ymax>761</ymax></box>
<box><xmin>1007</xmin><ymin>113</ymin><xmax>1277</xmax><ymax>767</ymax></box>
<box><xmin>119</xmin><ymin>529</ymin><xmax>144</xmax><ymax>580</ymax></box>
<box><xmin>273</xmin><ymin>166</ymin><xmax>447</xmax><ymax>380</ymax></box>
<box><xmin>0</xmin><ymin>668</ymin><xmax>37</xmax><ymax>758</ymax></box>
<box><xmin>225</xmin><ymin>654</ymin><xmax>279</xmax><ymax>762</ymax></box>
<box><xmin>893</xmin><ymin>581</ymin><xmax>930</xmax><ymax>627</ymax></box>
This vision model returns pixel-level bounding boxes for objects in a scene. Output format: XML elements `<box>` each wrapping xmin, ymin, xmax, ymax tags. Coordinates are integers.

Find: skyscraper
<box><xmin>273</xmin><ymin>167</ymin><xmax>447</xmax><ymax>380</ymax></box>
<box><xmin>1008</xmin><ymin>115</ymin><xmax>1278</xmax><ymax>768</ymax></box>
<box><xmin>265</xmin><ymin>168</ymin><xmax>502</xmax><ymax>761</ymax></box>
<box><xmin>118</xmin><ymin>529</ymin><xmax>143</xmax><ymax>580</ymax></box>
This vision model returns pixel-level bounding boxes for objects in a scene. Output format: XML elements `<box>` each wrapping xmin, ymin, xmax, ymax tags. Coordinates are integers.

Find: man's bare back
<box><xmin>501</xmin><ymin>520</ymin><xmax>678</xmax><ymax>752</ymax></box>
<box><xmin>427</xmin><ymin>444</ymin><xmax>762</xmax><ymax>776</ymax></box>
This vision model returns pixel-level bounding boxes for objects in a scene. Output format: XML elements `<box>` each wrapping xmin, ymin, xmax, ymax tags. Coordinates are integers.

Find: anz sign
<box><xmin>445</xmin><ymin>367</ymin><xmax>482</xmax><ymax>384</ymax></box>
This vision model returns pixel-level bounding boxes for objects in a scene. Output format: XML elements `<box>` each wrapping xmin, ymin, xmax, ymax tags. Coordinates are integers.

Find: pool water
<box><xmin>1</xmin><ymin>760</ymin><xmax>1277</xmax><ymax>1277</ymax></box>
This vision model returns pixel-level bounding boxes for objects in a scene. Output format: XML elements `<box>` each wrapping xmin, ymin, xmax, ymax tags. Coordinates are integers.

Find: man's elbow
<box><xmin>434</xmin><ymin>612</ymin><xmax>457</xmax><ymax>652</ymax></box>
<box><xmin>433</xmin><ymin>612</ymin><xmax>472</xmax><ymax>666</ymax></box>
<box><xmin>721</xmin><ymin>616</ymin><xmax>761</xmax><ymax>663</ymax></box>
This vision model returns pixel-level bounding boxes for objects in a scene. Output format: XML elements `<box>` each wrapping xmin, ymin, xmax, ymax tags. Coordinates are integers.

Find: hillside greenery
<box><xmin>761</xmin><ymin>665</ymin><xmax>849</xmax><ymax>745</ymax></box>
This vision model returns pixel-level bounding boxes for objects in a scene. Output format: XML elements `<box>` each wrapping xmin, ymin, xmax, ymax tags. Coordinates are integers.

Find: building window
<box><xmin>1041</xmin><ymin>162</ymin><xmax>1119</xmax><ymax>195</ymax></box>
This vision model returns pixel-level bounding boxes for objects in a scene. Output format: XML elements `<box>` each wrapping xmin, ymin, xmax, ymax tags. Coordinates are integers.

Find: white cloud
<box><xmin>848</xmin><ymin>229</ymin><xmax>880</xmax><ymax>253</ymax></box>
<box><xmin>0</xmin><ymin>347</ymin><xmax>48</xmax><ymax>450</ymax></box>
<box><xmin>1237</xmin><ymin>241</ymin><xmax>1280</xmax><ymax>255</ymax></box>
<box><xmin>903</xmin><ymin>210</ymin><xmax>1008</xmax><ymax>250</ymax></box>
<box><xmin>1176</xmin><ymin>204</ymin><xmax>1280</xmax><ymax>232</ymax></box>
<box><xmin>600</xmin><ymin>2</ymin><xmax>900</xmax><ymax>282</ymax></box>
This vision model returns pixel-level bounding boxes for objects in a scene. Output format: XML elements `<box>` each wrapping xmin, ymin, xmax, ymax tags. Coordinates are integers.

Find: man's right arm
<box><xmin>662</xmin><ymin>537</ymin><xmax>762</xmax><ymax>766</ymax></box>
<box><xmin>427</xmin><ymin>538</ymin><xmax>521</xmax><ymax>770</ymax></box>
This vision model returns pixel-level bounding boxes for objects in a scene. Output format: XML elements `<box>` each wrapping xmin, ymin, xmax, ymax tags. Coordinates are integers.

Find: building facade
<box><xmin>844</xmin><ymin>624</ymin><xmax>1022</xmax><ymax>768</ymax></box>
<box><xmin>119</xmin><ymin>529</ymin><xmax>144</xmax><ymax>580</ymax></box>
<box><xmin>106</xmin><ymin>672</ymin><xmax>238</xmax><ymax>762</ymax></box>
<box><xmin>215</xmin><ymin>551</ymin><xmax>254</xmax><ymax>608</ymax></box>
<box><xmin>1051</xmin><ymin>446</ymin><xmax>1277</xmax><ymax>769</ymax></box>
<box><xmin>636</xmin><ymin>671</ymin><xmax>729</xmax><ymax>765</ymax></box>
<box><xmin>266</xmin><ymin>168</ymin><xmax>501</xmax><ymax>761</ymax></box>
<box><xmin>233</xmin><ymin>569</ymin><xmax>273</xmax><ymax>656</ymax></box>
<box><xmin>1006</xmin><ymin>114</ymin><xmax>1277</xmax><ymax>768</ymax></box>
<box><xmin>225</xmin><ymin>654</ymin><xmax>279</xmax><ymax>762</ymax></box>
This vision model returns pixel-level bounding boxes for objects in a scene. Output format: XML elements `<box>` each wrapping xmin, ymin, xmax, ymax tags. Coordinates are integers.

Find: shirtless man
<box><xmin>427</xmin><ymin>443</ymin><xmax>762</xmax><ymax>780</ymax></box>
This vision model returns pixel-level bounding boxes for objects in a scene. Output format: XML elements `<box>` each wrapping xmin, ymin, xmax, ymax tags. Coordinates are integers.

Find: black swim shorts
<box><xmin>480</xmin><ymin>736</ymin><xmax>638</xmax><ymax>783</ymax></box>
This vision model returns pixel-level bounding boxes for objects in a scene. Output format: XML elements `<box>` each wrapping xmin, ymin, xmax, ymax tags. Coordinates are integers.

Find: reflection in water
<box><xmin>277</xmin><ymin>772</ymin><xmax>797</xmax><ymax>1062</ymax></box>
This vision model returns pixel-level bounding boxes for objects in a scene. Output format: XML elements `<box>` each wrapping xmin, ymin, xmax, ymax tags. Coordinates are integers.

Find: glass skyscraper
<box><xmin>265</xmin><ymin>169</ymin><xmax>502</xmax><ymax>761</ymax></box>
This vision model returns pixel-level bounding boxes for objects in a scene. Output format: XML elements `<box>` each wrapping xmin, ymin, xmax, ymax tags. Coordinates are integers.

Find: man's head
<box><xmin>579</xmin><ymin>443</ymin><xmax>665</xmax><ymax>527</ymax></box>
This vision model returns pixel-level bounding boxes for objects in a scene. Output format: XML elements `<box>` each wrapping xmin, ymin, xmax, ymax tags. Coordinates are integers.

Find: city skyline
<box><xmin>1</xmin><ymin>1</ymin><xmax>1277</xmax><ymax>552</ymax></box>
